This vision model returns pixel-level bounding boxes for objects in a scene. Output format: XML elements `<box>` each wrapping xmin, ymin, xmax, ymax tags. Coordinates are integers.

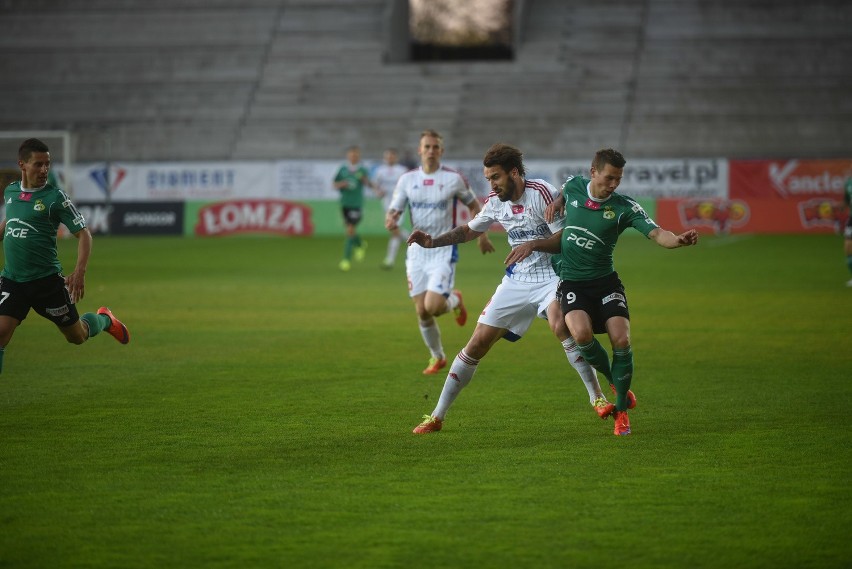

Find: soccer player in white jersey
<box><xmin>373</xmin><ymin>148</ymin><xmax>410</xmax><ymax>269</ymax></box>
<box><xmin>408</xmin><ymin>143</ymin><xmax>605</xmax><ymax>434</ymax></box>
<box><xmin>386</xmin><ymin>129</ymin><xmax>495</xmax><ymax>375</ymax></box>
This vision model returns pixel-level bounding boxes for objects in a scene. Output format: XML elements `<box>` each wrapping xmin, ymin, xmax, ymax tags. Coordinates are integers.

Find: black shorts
<box><xmin>845</xmin><ymin>215</ymin><xmax>852</xmax><ymax>240</ymax></box>
<box><xmin>556</xmin><ymin>272</ymin><xmax>630</xmax><ymax>335</ymax></box>
<box><xmin>0</xmin><ymin>274</ymin><xmax>80</xmax><ymax>327</ymax></box>
<box><xmin>342</xmin><ymin>207</ymin><xmax>363</xmax><ymax>226</ymax></box>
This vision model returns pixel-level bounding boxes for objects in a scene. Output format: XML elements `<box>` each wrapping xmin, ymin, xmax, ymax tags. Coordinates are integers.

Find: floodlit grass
<box><xmin>1</xmin><ymin>233</ymin><xmax>849</xmax><ymax>568</ymax></box>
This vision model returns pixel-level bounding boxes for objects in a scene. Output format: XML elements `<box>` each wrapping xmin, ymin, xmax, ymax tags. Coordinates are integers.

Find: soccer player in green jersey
<box><xmin>507</xmin><ymin>148</ymin><xmax>698</xmax><ymax>435</ymax></box>
<box><xmin>332</xmin><ymin>145</ymin><xmax>378</xmax><ymax>271</ymax></box>
<box><xmin>0</xmin><ymin>138</ymin><xmax>129</xmax><ymax>373</ymax></box>
<box><xmin>843</xmin><ymin>173</ymin><xmax>852</xmax><ymax>286</ymax></box>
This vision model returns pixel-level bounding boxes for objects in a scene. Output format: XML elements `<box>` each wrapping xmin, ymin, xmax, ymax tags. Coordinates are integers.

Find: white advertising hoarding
<box><xmin>62</xmin><ymin>158</ymin><xmax>728</xmax><ymax>203</ymax></box>
<box><xmin>68</xmin><ymin>162</ymin><xmax>277</xmax><ymax>202</ymax></box>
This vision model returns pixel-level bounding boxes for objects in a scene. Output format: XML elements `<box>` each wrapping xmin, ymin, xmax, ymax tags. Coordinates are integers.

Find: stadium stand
<box><xmin>0</xmin><ymin>0</ymin><xmax>849</xmax><ymax>161</ymax></box>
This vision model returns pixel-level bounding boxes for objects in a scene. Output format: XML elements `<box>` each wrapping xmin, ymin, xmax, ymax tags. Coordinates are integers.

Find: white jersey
<box><xmin>468</xmin><ymin>178</ymin><xmax>564</xmax><ymax>283</ymax></box>
<box><xmin>373</xmin><ymin>163</ymin><xmax>409</xmax><ymax>211</ymax></box>
<box><xmin>390</xmin><ymin>165</ymin><xmax>477</xmax><ymax>264</ymax></box>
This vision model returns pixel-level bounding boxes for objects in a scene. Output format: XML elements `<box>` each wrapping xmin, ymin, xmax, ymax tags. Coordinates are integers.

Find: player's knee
<box><xmin>416</xmin><ymin>305</ymin><xmax>433</xmax><ymax>321</ymax></box>
<box><xmin>423</xmin><ymin>299</ymin><xmax>444</xmax><ymax>317</ymax></box>
<box><xmin>610</xmin><ymin>334</ymin><xmax>631</xmax><ymax>350</ymax></box>
<box><xmin>463</xmin><ymin>339</ymin><xmax>490</xmax><ymax>360</ymax></box>
<box><xmin>572</xmin><ymin>330</ymin><xmax>594</xmax><ymax>345</ymax></box>
<box><xmin>549</xmin><ymin>318</ymin><xmax>568</xmax><ymax>337</ymax></box>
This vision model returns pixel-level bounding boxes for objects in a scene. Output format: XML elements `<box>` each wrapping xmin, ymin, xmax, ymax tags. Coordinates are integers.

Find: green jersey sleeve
<box><xmin>620</xmin><ymin>197</ymin><xmax>659</xmax><ymax>238</ymax></box>
<box><xmin>54</xmin><ymin>189</ymin><xmax>87</xmax><ymax>234</ymax></box>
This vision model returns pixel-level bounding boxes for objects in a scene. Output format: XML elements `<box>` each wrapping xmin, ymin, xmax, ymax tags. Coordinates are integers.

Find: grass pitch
<box><xmin>0</xmin><ymin>233</ymin><xmax>849</xmax><ymax>568</ymax></box>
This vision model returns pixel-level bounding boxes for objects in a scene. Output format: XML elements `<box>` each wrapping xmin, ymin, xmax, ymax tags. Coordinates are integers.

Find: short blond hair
<box><xmin>420</xmin><ymin>129</ymin><xmax>443</xmax><ymax>147</ymax></box>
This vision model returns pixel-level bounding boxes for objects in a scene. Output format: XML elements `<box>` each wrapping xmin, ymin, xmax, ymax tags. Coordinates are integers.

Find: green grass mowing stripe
<box><xmin>0</xmin><ymin>234</ymin><xmax>849</xmax><ymax>568</ymax></box>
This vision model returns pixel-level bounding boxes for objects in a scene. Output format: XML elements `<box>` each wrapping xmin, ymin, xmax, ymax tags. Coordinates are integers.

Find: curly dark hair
<box><xmin>482</xmin><ymin>143</ymin><xmax>525</xmax><ymax>177</ymax></box>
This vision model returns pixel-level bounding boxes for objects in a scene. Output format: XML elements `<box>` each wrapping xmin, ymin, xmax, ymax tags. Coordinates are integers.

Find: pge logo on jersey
<box><xmin>678</xmin><ymin>199</ymin><xmax>749</xmax><ymax>234</ymax></box>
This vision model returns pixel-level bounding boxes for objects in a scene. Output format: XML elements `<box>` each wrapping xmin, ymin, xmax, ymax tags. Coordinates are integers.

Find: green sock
<box><xmin>81</xmin><ymin>312</ymin><xmax>109</xmax><ymax>338</ymax></box>
<box><xmin>343</xmin><ymin>237</ymin><xmax>354</xmax><ymax>260</ymax></box>
<box><xmin>612</xmin><ymin>346</ymin><xmax>634</xmax><ymax>411</ymax></box>
<box><xmin>577</xmin><ymin>339</ymin><xmax>612</xmax><ymax>383</ymax></box>
<box><xmin>354</xmin><ymin>235</ymin><xmax>362</xmax><ymax>248</ymax></box>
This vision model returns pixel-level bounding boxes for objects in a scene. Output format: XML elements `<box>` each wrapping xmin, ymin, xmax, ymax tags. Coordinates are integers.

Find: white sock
<box><xmin>432</xmin><ymin>350</ymin><xmax>479</xmax><ymax>419</ymax></box>
<box><xmin>445</xmin><ymin>291</ymin><xmax>460</xmax><ymax>311</ymax></box>
<box><xmin>562</xmin><ymin>337</ymin><xmax>604</xmax><ymax>404</ymax></box>
<box><xmin>386</xmin><ymin>235</ymin><xmax>402</xmax><ymax>263</ymax></box>
<box><xmin>419</xmin><ymin>319</ymin><xmax>444</xmax><ymax>359</ymax></box>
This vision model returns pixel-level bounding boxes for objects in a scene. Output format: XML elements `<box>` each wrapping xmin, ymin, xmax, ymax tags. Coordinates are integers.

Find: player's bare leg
<box><xmin>0</xmin><ymin>315</ymin><xmax>20</xmax><ymax>373</ymax></box>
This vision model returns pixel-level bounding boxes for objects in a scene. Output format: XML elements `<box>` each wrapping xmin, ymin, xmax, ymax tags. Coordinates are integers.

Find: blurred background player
<box><xmin>333</xmin><ymin>145</ymin><xmax>378</xmax><ymax>271</ymax></box>
<box><xmin>385</xmin><ymin>129</ymin><xmax>495</xmax><ymax>374</ymax></box>
<box><xmin>844</xmin><ymin>170</ymin><xmax>852</xmax><ymax>286</ymax></box>
<box><xmin>507</xmin><ymin>148</ymin><xmax>698</xmax><ymax>436</ymax></box>
<box><xmin>409</xmin><ymin>143</ymin><xmax>604</xmax><ymax>435</ymax></box>
<box><xmin>372</xmin><ymin>147</ymin><xmax>409</xmax><ymax>269</ymax></box>
<box><xmin>0</xmin><ymin>138</ymin><xmax>129</xmax><ymax>373</ymax></box>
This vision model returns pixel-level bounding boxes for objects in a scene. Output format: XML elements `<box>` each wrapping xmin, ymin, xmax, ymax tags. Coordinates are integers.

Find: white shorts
<box><xmin>406</xmin><ymin>256</ymin><xmax>456</xmax><ymax>298</ymax></box>
<box><xmin>478</xmin><ymin>275</ymin><xmax>559</xmax><ymax>341</ymax></box>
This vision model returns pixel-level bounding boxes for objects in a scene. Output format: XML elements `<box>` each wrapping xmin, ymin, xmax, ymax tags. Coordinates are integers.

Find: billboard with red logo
<box><xmin>655</xmin><ymin>159</ymin><xmax>851</xmax><ymax>234</ymax></box>
<box><xmin>655</xmin><ymin>197</ymin><xmax>847</xmax><ymax>235</ymax></box>
<box><xmin>730</xmin><ymin>159</ymin><xmax>851</xmax><ymax>200</ymax></box>
<box><xmin>192</xmin><ymin>200</ymin><xmax>314</xmax><ymax>237</ymax></box>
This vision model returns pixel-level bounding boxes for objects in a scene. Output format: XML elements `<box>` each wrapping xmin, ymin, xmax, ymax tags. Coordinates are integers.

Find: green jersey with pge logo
<box><xmin>555</xmin><ymin>175</ymin><xmax>659</xmax><ymax>281</ymax></box>
<box><xmin>2</xmin><ymin>181</ymin><xmax>87</xmax><ymax>282</ymax></box>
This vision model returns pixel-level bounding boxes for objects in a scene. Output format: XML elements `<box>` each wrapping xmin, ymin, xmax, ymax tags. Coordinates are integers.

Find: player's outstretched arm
<box><xmin>504</xmin><ymin>230</ymin><xmax>563</xmax><ymax>265</ymax></box>
<box><xmin>409</xmin><ymin>225</ymin><xmax>480</xmax><ymax>249</ymax></box>
<box><xmin>650</xmin><ymin>228</ymin><xmax>699</xmax><ymax>249</ymax></box>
